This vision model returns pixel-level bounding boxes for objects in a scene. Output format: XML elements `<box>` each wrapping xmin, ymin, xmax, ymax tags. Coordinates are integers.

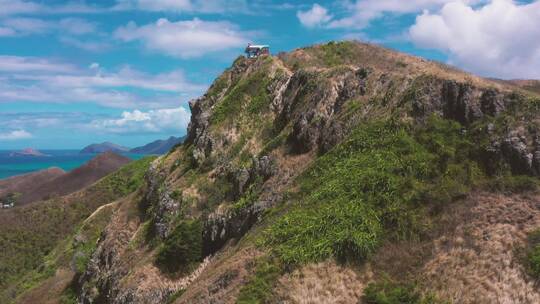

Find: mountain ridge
<box><xmin>4</xmin><ymin>41</ymin><xmax>540</xmax><ymax>304</ymax></box>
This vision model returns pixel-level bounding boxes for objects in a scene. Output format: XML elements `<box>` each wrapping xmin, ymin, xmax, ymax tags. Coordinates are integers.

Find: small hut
<box><xmin>245</xmin><ymin>43</ymin><xmax>270</xmax><ymax>58</ymax></box>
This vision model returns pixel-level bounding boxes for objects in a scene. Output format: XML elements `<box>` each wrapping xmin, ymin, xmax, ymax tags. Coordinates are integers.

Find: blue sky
<box><xmin>1</xmin><ymin>0</ymin><xmax>539</xmax><ymax>149</ymax></box>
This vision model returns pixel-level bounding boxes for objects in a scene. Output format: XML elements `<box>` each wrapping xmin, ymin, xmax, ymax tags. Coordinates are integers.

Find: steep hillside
<box><xmin>0</xmin><ymin>152</ymin><xmax>131</xmax><ymax>206</ymax></box>
<box><xmin>0</xmin><ymin>156</ymin><xmax>156</xmax><ymax>303</ymax></box>
<box><xmin>12</xmin><ymin>41</ymin><xmax>540</xmax><ymax>304</ymax></box>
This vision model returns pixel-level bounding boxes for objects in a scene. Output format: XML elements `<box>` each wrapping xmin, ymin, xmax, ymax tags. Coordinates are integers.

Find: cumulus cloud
<box><xmin>0</xmin><ymin>129</ymin><xmax>32</xmax><ymax>140</ymax></box>
<box><xmin>300</xmin><ymin>0</ymin><xmax>481</xmax><ymax>29</ymax></box>
<box><xmin>297</xmin><ymin>4</ymin><xmax>332</xmax><ymax>28</ymax></box>
<box><xmin>409</xmin><ymin>0</ymin><xmax>540</xmax><ymax>79</ymax></box>
<box><xmin>114</xmin><ymin>18</ymin><xmax>249</xmax><ymax>58</ymax></box>
<box><xmin>90</xmin><ymin>107</ymin><xmax>191</xmax><ymax>134</ymax></box>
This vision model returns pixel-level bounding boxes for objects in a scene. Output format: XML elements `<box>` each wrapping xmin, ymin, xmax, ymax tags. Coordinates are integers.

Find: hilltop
<box><xmin>4</xmin><ymin>41</ymin><xmax>540</xmax><ymax>304</ymax></box>
<box><xmin>0</xmin><ymin>152</ymin><xmax>131</xmax><ymax>206</ymax></box>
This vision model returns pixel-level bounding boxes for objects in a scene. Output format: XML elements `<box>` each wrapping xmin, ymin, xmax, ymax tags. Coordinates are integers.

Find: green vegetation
<box><xmin>71</xmin><ymin>205</ymin><xmax>114</xmax><ymax>273</ymax></box>
<box><xmin>156</xmin><ymin>219</ymin><xmax>203</xmax><ymax>274</ymax></box>
<box><xmin>100</xmin><ymin>156</ymin><xmax>156</xmax><ymax>195</ymax></box>
<box><xmin>526</xmin><ymin>228</ymin><xmax>540</xmax><ymax>279</ymax></box>
<box><xmin>211</xmin><ymin>66</ymin><xmax>273</xmax><ymax>124</ymax></box>
<box><xmin>166</xmin><ymin>289</ymin><xmax>186</xmax><ymax>304</ymax></box>
<box><xmin>0</xmin><ymin>157</ymin><xmax>155</xmax><ymax>302</ymax></box>
<box><xmin>236</xmin><ymin>259</ymin><xmax>282</xmax><ymax>304</ymax></box>
<box><xmin>317</xmin><ymin>41</ymin><xmax>358</xmax><ymax>67</ymax></box>
<box><xmin>262</xmin><ymin>117</ymin><xmax>476</xmax><ymax>266</ymax></box>
<box><xmin>363</xmin><ymin>280</ymin><xmax>442</xmax><ymax>304</ymax></box>
<box><xmin>486</xmin><ymin>175</ymin><xmax>539</xmax><ymax>194</ymax></box>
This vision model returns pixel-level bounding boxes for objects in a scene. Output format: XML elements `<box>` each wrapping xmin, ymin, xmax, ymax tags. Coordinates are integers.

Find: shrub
<box><xmin>156</xmin><ymin>219</ymin><xmax>203</xmax><ymax>273</ymax></box>
<box><xmin>236</xmin><ymin>259</ymin><xmax>282</xmax><ymax>304</ymax></box>
<box><xmin>527</xmin><ymin>229</ymin><xmax>540</xmax><ymax>279</ymax></box>
<box><xmin>363</xmin><ymin>280</ymin><xmax>441</xmax><ymax>304</ymax></box>
<box><xmin>487</xmin><ymin>175</ymin><xmax>539</xmax><ymax>194</ymax></box>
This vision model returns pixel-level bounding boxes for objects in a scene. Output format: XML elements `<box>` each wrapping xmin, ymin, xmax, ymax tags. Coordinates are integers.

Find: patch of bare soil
<box><xmin>175</xmin><ymin>246</ymin><xmax>263</xmax><ymax>304</ymax></box>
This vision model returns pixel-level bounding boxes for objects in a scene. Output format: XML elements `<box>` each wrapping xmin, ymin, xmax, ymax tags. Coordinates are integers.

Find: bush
<box><xmin>363</xmin><ymin>280</ymin><xmax>441</xmax><ymax>304</ymax></box>
<box><xmin>487</xmin><ymin>175</ymin><xmax>539</xmax><ymax>194</ymax></box>
<box><xmin>527</xmin><ymin>229</ymin><xmax>540</xmax><ymax>279</ymax></box>
<box><xmin>156</xmin><ymin>219</ymin><xmax>203</xmax><ymax>273</ymax></box>
<box><xmin>236</xmin><ymin>259</ymin><xmax>282</xmax><ymax>304</ymax></box>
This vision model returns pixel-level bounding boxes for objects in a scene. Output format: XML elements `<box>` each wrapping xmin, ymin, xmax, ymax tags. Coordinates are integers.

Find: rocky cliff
<box><xmin>12</xmin><ymin>41</ymin><xmax>540</xmax><ymax>304</ymax></box>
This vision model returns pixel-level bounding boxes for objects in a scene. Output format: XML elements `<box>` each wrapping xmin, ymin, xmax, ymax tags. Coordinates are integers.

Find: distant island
<box><xmin>9</xmin><ymin>148</ymin><xmax>49</xmax><ymax>157</ymax></box>
<box><xmin>130</xmin><ymin>136</ymin><xmax>185</xmax><ymax>155</ymax></box>
<box><xmin>80</xmin><ymin>136</ymin><xmax>185</xmax><ymax>155</ymax></box>
<box><xmin>80</xmin><ymin>142</ymin><xmax>130</xmax><ymax>154</ymax></box>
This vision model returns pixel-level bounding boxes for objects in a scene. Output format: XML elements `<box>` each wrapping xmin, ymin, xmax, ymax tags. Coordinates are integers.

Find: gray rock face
<box><xmin>501</xmin><ymin>134</ymin><xmax>534</xmax><ymax>175</ymax></box>
<box><xmin>187</xmin><ymin>97</ymin><xmax>215</xmax><ymax>167</ymax></box>
<box><xmin>143</xmin><ymin>159</ymin><xmax>182</xmax><ymax>239</ymax></box>
<box><xmin>481</xmin><ymin>89</ymin><xmax>506</xmax><ymax>116</ymax></box>
<box><xmin>442</xmin><ymin>81</ymin><xmax>483</xmax><ymax>125</ymax></box>
<box><xmin>283</xmin><ymin>67</ymin><xmax>368</xmax><ymax>154</ymax></box>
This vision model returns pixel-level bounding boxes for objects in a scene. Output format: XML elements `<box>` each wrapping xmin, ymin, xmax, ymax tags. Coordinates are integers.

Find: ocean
<box><xmin>0</xmin><ymin>150</ymin><xmax>146</xmax><ymax>180</ymax></box>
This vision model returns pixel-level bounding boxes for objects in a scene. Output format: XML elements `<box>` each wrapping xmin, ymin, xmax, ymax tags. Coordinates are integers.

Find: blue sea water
<box><xmin>0</xmin><ymin>150</ymin><xmax>145</xmax><ymax>180</ymax></box>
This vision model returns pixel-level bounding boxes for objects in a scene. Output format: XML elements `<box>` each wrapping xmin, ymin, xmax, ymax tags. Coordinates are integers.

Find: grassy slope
<box><xmin>0</xmin><ymin>156</ymin><xmax>156</xmax><ymax>303</ymax></box>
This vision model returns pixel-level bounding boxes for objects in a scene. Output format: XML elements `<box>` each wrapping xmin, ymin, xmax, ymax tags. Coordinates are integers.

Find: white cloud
<box><xmin>1</xmin><ymin>17</ymin><xmax>97</xmax><ymax>36</ymax></box>
<box><xmin>297</xmin><ymin>4</ymin><xmax>332</xmax><ymax>28</ymax></box>
<box><xmin>114</xmin><ymin>18</ymin><xmax>249</xmax><ymax>58</ymax></box>
<box><xmin>0</xmin><ymin>56</ymin><xmax>206</xmax><ymax>108</ymax></box>
<box><xmin>113</xmin><ymin>0</ymin><xmax>248</xmax><ymax>13</ymax></box>
<box><xmin>0</xmin><ymin>56</ymin><xmax>76</xmax><ymax>73</ymax></box>
<box><xmin>0</xmin><ymin>27</ymin><xmax>16</xmax><ymax>36</ymax></box>
<box><xmin>0</xmin><ymin>0</ymin><xmax>101</xmax><ymax>16</ymax></box>
<box><xmin>0</xmin><ymin>129</ymin><xmax>32</xmax><ymax>140</ymax></box>
<box><xmin>302</xmin><ymin>0</ymin><xmax>481</xmax><ymax>29</ymax></box>
<box><xmin>59</xmin><ymin>36</ymin><xmax>110</xmax><ymax>52</ymax></box>
<box><xmin>409</xmin><ymin>0</ymin><xmax>540</xmax><ymax>79</ymax></box>
<box><xmin>90</xmin><ymin>107</ymin><xmax>191</xmax><ymax>134</ymax></box>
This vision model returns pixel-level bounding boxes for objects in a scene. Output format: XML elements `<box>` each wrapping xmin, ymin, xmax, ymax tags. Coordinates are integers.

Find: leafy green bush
<box><xmin>262</xmin><ymin>117</ymin><xmax>478</xmax><ymax>266</ymax></box>
<box><xmin>236</xmin><ymin>259</ymin><xmax>282</xmax><ymax>304</ymax></box>
<box><xmin>156</xmin><ymin>219</ymin><xmax>203</xmax><ymax>273</ymax></box>
<box><xmin>527</xmin><ymin>229</ymin><xmax>540</xmax><ymax>279</ymax></box>
<box><xmin>363</xmin><ymin>280</ymin><xmax>441</xmax><ymax>304</ymax></box>
<box><xmin>487</xmin><ymin>175</ymin><xmax>539</xmax><ymax>194</ymax></box>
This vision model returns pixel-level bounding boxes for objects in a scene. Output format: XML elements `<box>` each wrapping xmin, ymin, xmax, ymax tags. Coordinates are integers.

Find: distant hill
<box><xmin>80</xmin><ymin>142</ymin><xmax>130</xmax><ymax>154</ymax></box>
<box><xmin>0</xmin><ymin>167</ymin><xmax>66</xmax><ymax>204</ymax></box>
<box><xmin>9</xmin><ymin>148</ymin><xmax>49</xmax><ymax>157</ymax></box>
<box><xmin>130</xmin><ymin>136</ymin><xmax>185</xmax><ymax>155</ymax></box>
<box><xmin>0</xmin><ymin>152</ymin><xmax>131</xmax><ymax>206</ymax></box>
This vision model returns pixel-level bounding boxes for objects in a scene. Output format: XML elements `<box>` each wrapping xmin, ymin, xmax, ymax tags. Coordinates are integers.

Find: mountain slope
<box><xmin>0</xmin><ymin>168</ymin><xmax>66</xmax><ymax>203</ymax></box>
<box><xmin>0</xmin><ymin>152</ymin><xmax>131</xmax><ymax>206</ymax></box>
<box><xmin>130</xmin><ymin>136</ymin><xmax>186</xmax><ymax>154</ymax></box>
<box><xmin>11</xmin><ymin>41</ymin><xmax>540</xmax><ymax>304</ymax></box>
<box><xmin>0</xmin><ymin>156</ymin><xmax>156</xmax><ymax>303</ymax></box>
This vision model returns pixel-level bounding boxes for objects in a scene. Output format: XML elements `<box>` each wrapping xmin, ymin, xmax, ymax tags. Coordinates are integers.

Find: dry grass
<box><xmin>274</xmin><ymin>261</ymin><xmax>373</xmax><ymax>304</ymax></box>
<box><xmin>423</xmin><ymin>192</ymin><xmax>540</xmax><ymax>304</ymax></box>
